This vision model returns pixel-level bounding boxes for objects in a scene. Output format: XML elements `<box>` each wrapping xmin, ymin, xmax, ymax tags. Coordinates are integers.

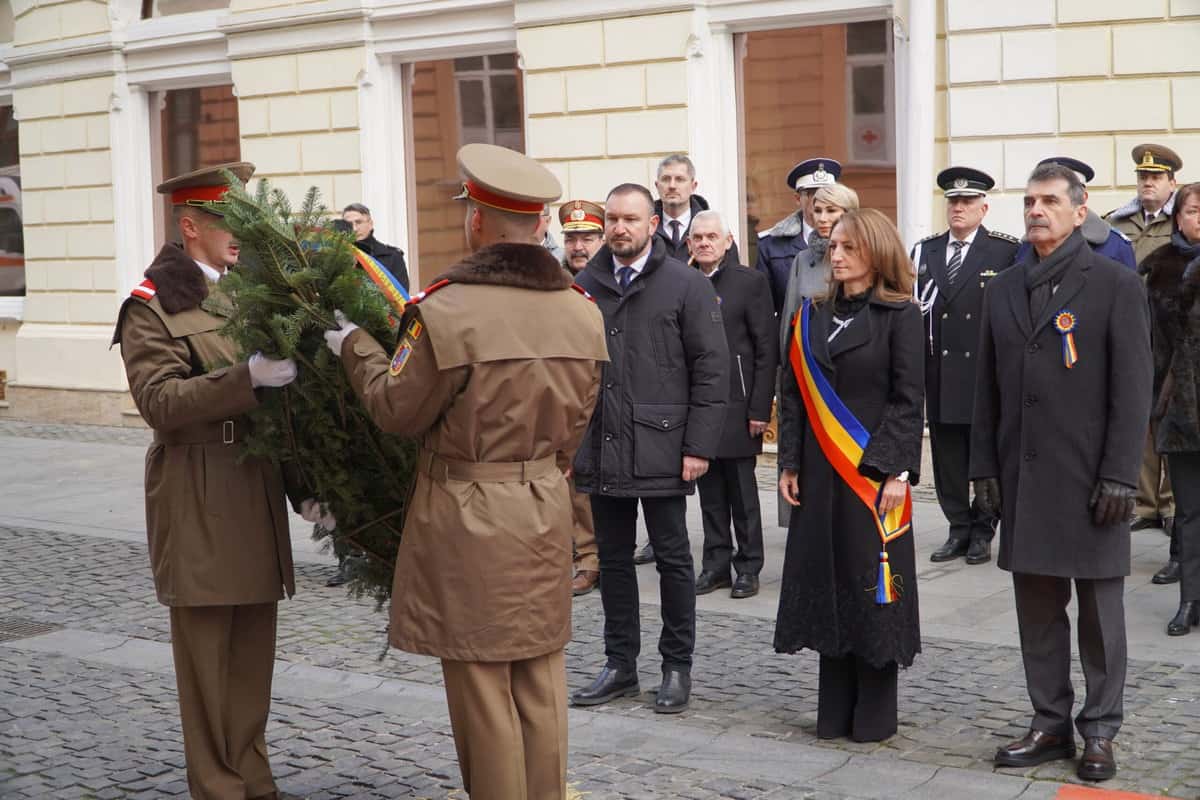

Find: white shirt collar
<box><xmin>613</xmin><ymin>246</ymin><xmax>652</xmax><ymax>277</ymax></box>
<box><xmin>194</xmin><ymin>259</ymin><xmax>225</xmax><ymax>283</ymax></box>
<box><xmin>950</xmin><ymin>227</ymin><xmax>979</xmax><ymax>248</ymax></box>
<box><xmin>665</xmin><ymin>207</ymin><xmax>692</xmax><ymax>235</ymax></box>
<box><xmin>802</xmin><ymin>218</ymin><xmax>816</xmax><ymax>241</ymax></box>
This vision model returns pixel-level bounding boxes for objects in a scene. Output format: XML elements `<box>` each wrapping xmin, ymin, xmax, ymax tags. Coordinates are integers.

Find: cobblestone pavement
<box><xmin>2</xmin><ymin>524</ymin><xmax>1199</xmax><ymax>798</ymax></box>
<box><xmin>0</xmin><ymin>420</ymin><xmax>152</xmax><ymax>447</ymax></box>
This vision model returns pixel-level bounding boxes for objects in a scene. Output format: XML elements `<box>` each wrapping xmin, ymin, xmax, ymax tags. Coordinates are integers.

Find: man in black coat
<box><xmin>971</xmin><ymin>163</ymin><xmax>1152</xmax><ymax>783</ymax></box>
<box><xmin>914</xmin><ymin>167</ymin><xmax>1019</xmax><ymax>566</ymax></box>
<box><xmin>652</xmin><ymin>154</ymin><xmax>712</xmax><ymax>263</ymax></box>
<box><xmin>571</xmin><ymin>183</ymin><xmax>729</xmax><ymax>714</ymax></box>
<box><xmin>343</xmin><ymin>203</ymin><xmax>410</xmax><ymax>290</ymax></box>
<box><xmin>687</xmin><ymin>211</ymin><xmax>778</xmax><ymax>599</ymax></box>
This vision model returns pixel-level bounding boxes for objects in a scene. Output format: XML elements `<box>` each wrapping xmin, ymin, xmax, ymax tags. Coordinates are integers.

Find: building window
<box><xmin>0</xmin><ymin>107</ymin><xmax>22</xmax><ymax>297</ymax></box>
<box><xmin>141</xmin><ymin>0</ymin><xmax>229</xmax><ymax>18</ymax></box>
<box><xmin>154</xmin><ymin>84</ymin><xmax>240</xmax><ymax>245</ymax></box>
<box><xmin>409</xmin><ymin>53</ymin><xmax>524</xmax><ymax>275</ymax></box>
<box><xmin>844</xmin><ymin>20</ymin><xmax>894</xmax><ymax>166</ymax></box>
<box><xmin>0</xmin><ymin>0</ymin><xmax>13</xmax><ymax>43</ymax></box>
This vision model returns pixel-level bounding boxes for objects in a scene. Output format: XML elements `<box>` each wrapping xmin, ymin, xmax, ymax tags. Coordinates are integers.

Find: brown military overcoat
<box><xmin>340</xmin><ymin>242</ymin><xmax>608</xmax><ymax>662</ymax></box>
<box><xmin>113</xmin><ymin>243</ymin><xmax>296</xmax><ymax>607</ymax></box>
<box><xmin>1106</xmin><ymin>193</ymin><xmax>1177</xmax><ymax>264</ymax></box>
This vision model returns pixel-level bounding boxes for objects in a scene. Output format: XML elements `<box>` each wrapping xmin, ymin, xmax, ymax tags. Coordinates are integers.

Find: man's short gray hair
<box><xmin>690</xmin><ymin>210</ymin><xmax>729</xmax><ymax>237</ymax></box>
<box><xmin>1027</xmin><ymin>163</ymin><xmax>1086</xmax><ymax>207</ymax></box>
<box><xmin>343</xmin><ymin>203</ymin><xmax>371</xmax><ymax>216</ymax></box>
<box><xmin>656</xmin><ymin>154</ymin><xmax>696</xmax><ymax>179</ymax></box>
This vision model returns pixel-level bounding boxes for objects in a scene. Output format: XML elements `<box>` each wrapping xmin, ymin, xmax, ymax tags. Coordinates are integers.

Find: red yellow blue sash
<box><xmin>353</xmin><ymin>248</ymin><xmax>411</xmax><ymax>316</ymax></box>
<box><xmin>790</xmin><ymin>299</ymin><xmax>912</xmax><ymax>604</ymax></box>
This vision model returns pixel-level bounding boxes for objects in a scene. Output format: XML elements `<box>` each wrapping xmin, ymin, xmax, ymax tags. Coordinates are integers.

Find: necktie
<box><xmin>670</xmin><ymin>220</ymin><xmax>681</xmax><ymax>247</ymax></box>
<box><xmin>617</xmin><ymin>266</ymin><xmax>634</xmax><ymax>291</ymax></box>
<box><xmin>946</xmin><ymin>240</ymin><xmax>964</xmax><ymax>286</ymax></box>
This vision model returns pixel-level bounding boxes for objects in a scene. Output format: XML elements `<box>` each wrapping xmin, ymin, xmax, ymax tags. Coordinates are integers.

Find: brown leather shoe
<box><xmin>994</xmin><ymin>729</ymin><xmax>1076</xmax><ymax>767</ymax></box>
<box><xmin>572</xmin><ymin>570</ymin><xmax>599</xmax><ymax>596</ymax></box>
<box><xmin>1077</xmin><ymin>737</ymin><xmax>1116</xmax><ymax>781</ymax></box>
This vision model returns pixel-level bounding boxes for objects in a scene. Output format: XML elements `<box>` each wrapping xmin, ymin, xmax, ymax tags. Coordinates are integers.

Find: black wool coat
<box><xmin>357</xmin><ymin>233</ymin><xmax>410</xmax><ymax>291</ymax></box>
<box><xmin>913</xmin><ymin>226</ymin><xmax>1018</xmax><ymax>425</ymax></box>
<box><xmin>572</xmin><ymin>239</ymin><xmax>729</xmax><ymax>497</ymax></box>
<box><xmin>774</xmin><ymin>293</ymin><xmax>924</xmax><ymax>669</ymax></box>
<box><xmin>653</xmin><ymin>194</ymin><xmax>710</xmax><ymax>262</ymax></box>
<box><xmin>705</xmin><ymin>252</ymin><xmax>779</xmax><ymax>459</ymax></box>
<box><xmin>1144</xmin><ymin>241</ymin><xmax>1200</xmax><ymax>454</ymax></box>
<box><xmin>970</xmin><ymin>245</ymin><xmax>1152</xmax><ymax>579</ymax></box>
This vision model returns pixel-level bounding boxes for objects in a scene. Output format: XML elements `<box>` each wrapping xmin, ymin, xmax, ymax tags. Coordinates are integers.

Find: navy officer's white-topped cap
<box><xmin>787</xmin><ymin>158</ymin><xmax>842</xmax><ymax>192</ymax></box>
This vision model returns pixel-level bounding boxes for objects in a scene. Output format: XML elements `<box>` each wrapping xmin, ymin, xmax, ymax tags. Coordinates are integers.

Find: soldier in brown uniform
<box><xmin>324</xmin><ymin>144</ymin><xmax>608</xmax><ymax>800</ymax></box>
<box><xmin>113</xmin><ymin>163</ymin><xmax>314</xmax><ymax>800</ymax></box>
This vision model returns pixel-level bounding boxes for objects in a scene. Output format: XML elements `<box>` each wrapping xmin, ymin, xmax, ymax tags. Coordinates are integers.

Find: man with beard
<box><xmin>570</xmin><ymin>183</ymin><xmax>728</xmax><ymax>714</ymax></box>
<box><xmin>972</xmin><ymin>162</ymin><xmax>1151</xmax><ymax>783</ymax></box>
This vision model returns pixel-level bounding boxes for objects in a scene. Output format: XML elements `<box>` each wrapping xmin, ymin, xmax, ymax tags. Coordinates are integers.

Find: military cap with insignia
<box><xmin>1131</xmin><ymin>143</ymin><xmax>1183</xmax><ymax>175</ymax></box>
<box><xmin>558</xmin><ymin>199</ymin><xmax>604</xmax><ymax>232</ymax></box>
<box><xmin>937</xmin><ymin>166</ymin><xmax>994</xmax><ymax>197</ymax></box>
<box><xmin>787</xmin><ymin>158</ymin><xmax>842</xmax><ymax>191</ymax></box>
<box><xmin>453</xmin><ymin>143</ymin><xmax>562</xmax><ymax>213</ymax></box>
<box><xmin>1038</xmin><ymin>156</ymin><xmax>1095</xmax><ymax>184</ymax></box>
<box><xmin>156</xmin><ymin>161</ymin><xmax>255</xmax><ymax>215</ymax></box>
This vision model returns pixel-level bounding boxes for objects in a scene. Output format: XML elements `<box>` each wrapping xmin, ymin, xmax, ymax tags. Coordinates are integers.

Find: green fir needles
<box><xmin>214</xmin><ymin>173</ymin><xmax>416</xmax><ymax>607</ymax></box>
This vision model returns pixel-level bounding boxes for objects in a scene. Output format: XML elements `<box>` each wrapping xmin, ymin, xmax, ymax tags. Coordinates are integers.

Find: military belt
<box><xmin>153</xmin><ymin>419</ymin><xmax>244</xmax><ymax>446</ymax></box>
<box><xmin>421</xmin><ymin>450</ymin><xmax>559</xmax><ymax>483</ymax></box>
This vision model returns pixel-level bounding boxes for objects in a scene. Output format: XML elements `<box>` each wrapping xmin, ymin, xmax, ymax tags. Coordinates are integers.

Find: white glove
<box><xmin>248</xmin><ymin>352</ymin><xmax>298</xmax><ymax>388</ymax></box>
<box><xmin>323</xmin><ymin>310</ymin><xmax>360</xmax><ymax>358</ymax></box>
<box><xmin>299</xmin><ymin>498</ymin><xmax>337</xmax><ymax>531</ymax></box>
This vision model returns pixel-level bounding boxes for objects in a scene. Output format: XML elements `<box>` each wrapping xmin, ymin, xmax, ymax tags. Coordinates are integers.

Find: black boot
<box><xmin>1152</xmin><ymin>560</ymin><xmax>1181</xmax><ymax>585</ymax></box>
<box><xmin>570</xmin><ymin>666</ymin><xmax>640</xmax><ymax>707</ymax></box>
<box><xmin>1167</xmin><ymin>600</ymin><xmax>1200</xmax><ymax>636</ymax></box>
<box><xmin>965</xmin><ymin>538</ymin><xmax>991</xmax><ymax>565</ymax></box>
<box><xmin>930</xmin><ymin>536</ymin><xmax>969</xmax><ymax>563</ymax></box>
<box><xmin>654</xmin><ymin>668</ymin><xmax>691</xmax><ymax>713</ymax></box>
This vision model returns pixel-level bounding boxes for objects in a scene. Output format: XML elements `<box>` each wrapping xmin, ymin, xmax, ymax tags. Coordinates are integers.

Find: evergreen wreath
<box><xmin>213</xmin><ymin>174</ymin><xmax>416</xmax><ymax>607</ymax></box>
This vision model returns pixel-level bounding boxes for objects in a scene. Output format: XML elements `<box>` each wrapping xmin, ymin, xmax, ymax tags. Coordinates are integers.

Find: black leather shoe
<box><xmin>633</xmin><ymin>543</ymin><xmax>655</xmax><ymax>565</ymax></box>
<box><xmin>1077</xmin><ymin>737</ymin><xmax>1116</xmax><ymax>782</ymax></box>
<box><xmin>325</xmin><ymin>560</ymin><xmax>349</xmax><ymax>587</ymax></box>
<box><xmin>930</xmin><ymin>537</ymin><xmax>969</xmax><ymax>563</ymax></box>
<box><xmin>570</xmin><ymin>666</ymin><xmax>640</xmax><ymax>707</ymax></box>
<box><xmin>730</xmin><ymin>573</ymin><xmax>759</xmax><ymax>599</ymax></box>
<box><xmin>1167</xmin><ymin>600</ymin><xmax>1200</xmax><ymax>636</ymax></box>
<box><xmin>1130</xmin><ymin>516</ymin><xmax>1160</xmax><ymax>532</ymax></box>
<box><xmin>1153</xmin><ymin>560</ymin><xmax>1182</xmax><ymax>585</ymax></box>
<box><xmin>695</xmin><ymin>570</ymin><xmax>732</xmax><ymax>595</ymax></box>
<box><xmin>994</xmin><ymin>729</ymin><xmax>1076</xmax><ymax>767</ymax></box>
<box><xmin>965</xmin><ymin>538</ymin><xmax>991</xmax><ymax>565</ymax></box>
<box><xmin>654</xmin><ymin>668</ymin><xmax>690</xmax><ymax>714</ymax></box>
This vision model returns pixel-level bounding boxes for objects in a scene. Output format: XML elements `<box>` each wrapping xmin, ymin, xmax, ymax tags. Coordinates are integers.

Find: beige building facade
<box><xmin>0</xmin><ymin>0</ymin><xmax>1195</xmax><ymax>423</ymax></box>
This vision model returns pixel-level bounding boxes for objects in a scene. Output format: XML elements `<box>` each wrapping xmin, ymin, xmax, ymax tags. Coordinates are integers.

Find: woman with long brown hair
<box><xmin>774</xmin><ymin>208</ymin><xmax>925</xmax><ymax>742</ymax></box>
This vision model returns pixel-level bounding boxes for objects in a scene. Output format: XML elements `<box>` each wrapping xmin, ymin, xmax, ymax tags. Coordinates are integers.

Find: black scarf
<box><xmin>1024</xmin><ymin>228</ymin><xmax>1085</xmax><ymax>320</ymax></box>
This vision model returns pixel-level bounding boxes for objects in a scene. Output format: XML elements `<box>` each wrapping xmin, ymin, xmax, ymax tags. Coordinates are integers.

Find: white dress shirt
<box><xmin>664</xmin><ymin>207</ymin><xmax>692</xmax><ymax>240</ymax></box>
<box><xmin>195</xmin><ymin>260</ymin><xmax>225</xmax><ymax>283</ymax></box>
<box><xmin>612</xmin><ymin>247</ymin><xmax>652</xmax><ymax>280</ymax></box>
<box><xmin>947</xmin><ymin>226</ymin><xmax>979</xmax><ymax>264</ymax></box>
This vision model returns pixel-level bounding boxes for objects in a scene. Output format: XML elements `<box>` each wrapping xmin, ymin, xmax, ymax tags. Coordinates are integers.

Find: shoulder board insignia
<box><xmin>757</xmin><ymin>229</ymin><xmax>770</xmax><ymax>239</ymax></box>
<box><xmin>988</xmin><ymin>230</ymin><xmax>1019</xmax><ymax>243</ymax></box>
<box><xmin>408</xmin><ymin>278</ymin><xmax>453</xmax><ymax>305</ymax></box>
<box><xmin>918</xmin><ymin>232</ymin><xmax>941</xmax><ymax>244</ymax></box>
<box><xmin>130</xmin><ymin>278</ymin><xmax>157</xmax><ymax>302</ymax></box>
<box><xmin>570</xmin><ymin>284</ymin><xmax>596</xmax><ymax>303</ymax></box>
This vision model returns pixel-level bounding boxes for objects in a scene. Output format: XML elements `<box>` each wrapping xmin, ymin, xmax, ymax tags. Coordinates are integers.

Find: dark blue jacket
<box><xmin>1012</xmin><ymin>212</ymin><xmax>1135</xmax><ymax>270</ymax></box>
<box><xmin>754</xmin><ymin>212</ymin><xmax>808</xmax><ymax>315</ymax></box>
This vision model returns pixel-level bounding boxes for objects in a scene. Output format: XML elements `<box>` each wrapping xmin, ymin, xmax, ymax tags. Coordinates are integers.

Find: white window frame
<box><xmin>844</xmin><ymin>19</ymin><xmax>895</xmax><ymax>167</ymax></box>
<box><xmin>452</xmin><ymin>54</ymin><xmax>523</xmax><ymax>151</ymax></box>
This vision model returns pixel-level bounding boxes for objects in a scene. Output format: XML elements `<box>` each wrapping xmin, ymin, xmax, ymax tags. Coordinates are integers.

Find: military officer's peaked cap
<box><xmin>787</xmin><ymin>158</ymin><xmax>842</xmax><ymax>192</ymax></box>
<box><xmin>156</xmin><ymin>162</ymin><xmax>255</xmax><ymax>211</ymax></box>
<box><xmin>1131</xmin><ymin>143</ymin><xmax>1183</xmax><ymax>174</ymax></box>
<box><xmin>1038</xmin><ymin>156</ymin><xmax>1095</xmax><ymax>184</ymax></box>
<box><xmin>453</xmin><ymin>143</ymin><xmax>562</xmax><ymax>214</ymax></box>
<box><xmin>937</xmin><ymin>166</ymin><xmax>994</xmax><ymax>197</ymax></box>
<box><xmin>558</xmin><ymin>199</ymin><xmax>604</xmax><ymax>232</ymax></box>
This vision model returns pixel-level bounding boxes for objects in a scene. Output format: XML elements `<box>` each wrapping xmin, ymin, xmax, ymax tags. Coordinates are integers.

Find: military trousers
<box><xmin>568</xmin><ymin>478</ymin><xmax>599</xmax><ymax>573</ymax></box>
<box><xmin>441</xmin><ymin>650</ymin><xmax>568</xmax><ymax>800</ymax></box>
<box><xmin>1012</xmin><ymin>573</ymin><xmax>1126</xmax><ymax>740</ymax></box>
<box><xmin>929</xmin><ymin>422</ymin><xmax>996</xmax><ymax>543</ymax></box>
<box><xmin>1136</xmin><ymin>422</ymin><xmax>1174</xmax><ymax>521</ymax></box>
<box><xmin>169</xmin><ymin>602</ymin><xmax>278</xmax><ymax>800</ymax></box>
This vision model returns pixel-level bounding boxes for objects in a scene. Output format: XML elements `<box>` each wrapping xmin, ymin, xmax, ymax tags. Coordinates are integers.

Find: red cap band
<box><xmin>463</xmin><ymin>180</ymin><xmax>544</xmax><ymax>215</ymax></box>
<box><xmin>170</xmin><ymin>185</ymin><xmax>229</xmax><ymax>206</ymax></box>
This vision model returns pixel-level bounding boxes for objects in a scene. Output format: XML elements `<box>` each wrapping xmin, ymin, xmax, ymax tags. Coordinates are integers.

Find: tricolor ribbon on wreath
<box><xmin>352</xmin><ymin>248</ymin><xmax>411</xmax><ymax>317</ymax></box>
<box><xmin>790</xmin><ymin>298</ymin><xmax>912</xmax><ymax>605</ymax></box>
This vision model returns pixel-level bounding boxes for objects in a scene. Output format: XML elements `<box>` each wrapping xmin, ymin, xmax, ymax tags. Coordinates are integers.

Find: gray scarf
<box><xmin>1024</xmin><ymin>228</ymin><xmax>1085</xmax><ymax>320</ymax></box>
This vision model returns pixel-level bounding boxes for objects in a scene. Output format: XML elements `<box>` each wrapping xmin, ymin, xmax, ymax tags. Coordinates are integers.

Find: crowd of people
<box><xmin>113</xmin><ymin>139</ymin><xmax>1198</xmax><ymax>799</ymax></box>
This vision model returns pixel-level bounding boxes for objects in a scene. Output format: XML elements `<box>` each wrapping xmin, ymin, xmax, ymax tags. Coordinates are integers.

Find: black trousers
<box><xmin>698</xmin><ymin>456</ymin><xmax>764</xmax><ymax>578</ymax></box>
<box><xmin>1168</xmin><ymin>452</ymin><xmax>1200</xmax><ymax>602</ymax></box>
<box><xmin>591</xmin><ymin>494</ymin><xmax>695</xmax><ymax>672</ymax></box>
<box><xmin>817</xmin><ymin>654</ymin><xmax>898</xmax><ymax>742</ymax></box>
<box><xmin>929</xmin><ymin>422</ymin><xmax>996</xmax><ymax>542</ymax></box>
<box><xmin>1012</xmin><ymin>572</ymin><xmax>1125</xmax><ymax>740</ymax></box>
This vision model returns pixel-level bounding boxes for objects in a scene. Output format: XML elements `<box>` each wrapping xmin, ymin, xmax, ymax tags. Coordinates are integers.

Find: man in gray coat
<box><xmin>971</xmin><ymin>162</ymin><xmax>1152</xmax><ymax>783</ymax></box>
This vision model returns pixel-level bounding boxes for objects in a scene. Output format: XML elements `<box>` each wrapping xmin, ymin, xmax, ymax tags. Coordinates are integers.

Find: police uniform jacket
<box><xmin>339</xmin><ymin>243</ymin><xmax>608</xmax><ymax>662</ymax></box>
<box><xmin>112</xmin><ymin>243</ymin><xmax>297</xmax><ymax>607</ymax></box>
<box><xmin>1106</xmin><ymin>193</ymin><xmax>1177</xmax><ymax>265</ymax></box>
<box><xmin>970</xmin><ymin>241</ymin><xmax>1152</xmax><ymax>579</ymax></box>
<box><xmin>755</xmin><ymin>211</ymin><xmax>808</xmax><ymax>315</ymax></box>
<box><xmin>705</xmin><ymin>250</ymin><xmax>778</xmax><ymax>459</ymax></box>
<box><xmin>1014</xmin><ymin>212</ymin><xmax>1136</xmax><ymax>271</ymax></box>
<box><xmin>573</xmin><ymin>238</ymin><xmax>729</xmax><ymax>498</ymax></box>
<box><xmin>913</xmin><ymin>226</ymin><xmax>1018</xmax><ymax>425</ymax></box>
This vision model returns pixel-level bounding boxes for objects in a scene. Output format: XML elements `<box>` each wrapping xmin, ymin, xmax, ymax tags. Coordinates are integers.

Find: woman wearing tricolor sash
<box><xmin>774</xmin><ymin>209</ymin><xmax>925</xmax><ymax>742</ymax></box>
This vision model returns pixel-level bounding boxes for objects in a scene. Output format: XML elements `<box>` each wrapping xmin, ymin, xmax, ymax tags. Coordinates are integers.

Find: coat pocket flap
<box><xmin>632</xmin><ymin>402</ymin><xmax>688</xmax><ymax>432</ymax></box>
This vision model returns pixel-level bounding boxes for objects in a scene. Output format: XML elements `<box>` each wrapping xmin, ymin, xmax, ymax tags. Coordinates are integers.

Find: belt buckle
<box><xmin>222</xmin><ymin>420</ymin><xmax>234</xmax><ymax>445</ymax></box>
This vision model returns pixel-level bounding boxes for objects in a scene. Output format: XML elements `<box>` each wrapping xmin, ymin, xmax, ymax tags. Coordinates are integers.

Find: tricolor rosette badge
<box><xmin>1054</xmin><ymin>310</ymin><xmax>1079</xmax><ymax>369</ymax></box>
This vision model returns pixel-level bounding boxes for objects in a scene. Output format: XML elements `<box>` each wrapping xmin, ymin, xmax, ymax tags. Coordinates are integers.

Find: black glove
<box><xmin>1089</xmin><ymin>479</ymin><xmax>1136</xmax><ymax>527</ymax></box>
<box><xmin>973</xmin><ymin>478</ymin><xmax>1002</xmax><ymax>520</ymax></box>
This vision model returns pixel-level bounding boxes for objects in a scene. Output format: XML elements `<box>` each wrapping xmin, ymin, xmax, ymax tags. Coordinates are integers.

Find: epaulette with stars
<box><xmin>988</xmin><ymin>230</ymin><xmax>1019</xmax><ymax>244</ymax></box>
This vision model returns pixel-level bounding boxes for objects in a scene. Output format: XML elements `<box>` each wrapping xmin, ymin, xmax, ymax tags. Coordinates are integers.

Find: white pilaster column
<box><xmin>895</xmin><ymin>0</ymin><xmax>935</xmax><ymax>248</ymax></box>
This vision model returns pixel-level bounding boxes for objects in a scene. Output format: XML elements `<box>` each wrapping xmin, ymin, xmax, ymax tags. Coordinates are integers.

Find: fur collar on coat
<box><xmin>437</xmin><ymin>242</ymin><xmax>575</xmax><ymax>292</ymax></box>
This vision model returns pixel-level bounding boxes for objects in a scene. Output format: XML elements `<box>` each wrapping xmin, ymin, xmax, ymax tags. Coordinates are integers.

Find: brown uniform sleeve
<box><xmin>119</xmin><ymin>302</ymin><xmax>259</xmax><ymax>431</ymax></box>
<box><xmin>339</xmin><ymin>313</ymin><xmax>467</xmax><ymax>439</ymax></box>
